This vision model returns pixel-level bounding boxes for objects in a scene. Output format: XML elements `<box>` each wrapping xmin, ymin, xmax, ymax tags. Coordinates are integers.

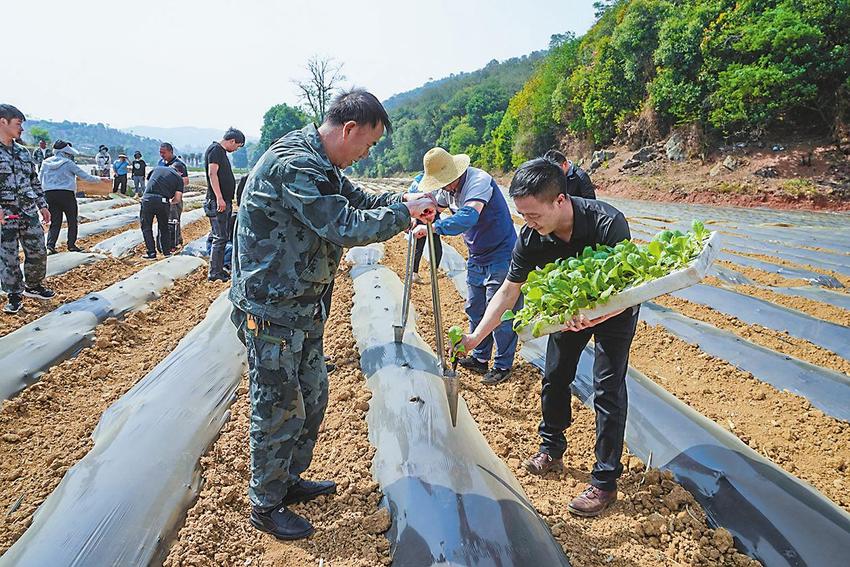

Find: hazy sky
<box><xmin>6</xmin><ymin>0</ymin><xmax>597</xmax><ymax>137</ymax></box>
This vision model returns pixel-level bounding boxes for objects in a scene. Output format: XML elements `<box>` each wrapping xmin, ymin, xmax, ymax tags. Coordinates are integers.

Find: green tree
<box><xmin>258</xmin><ymin>103</ymin><xmax>310</xmax><ymax>153</ymax></box>
<box><xmin>28</xmin><ymin>126</ymin><xmax>51</xmax><ymax>145</ymax></box>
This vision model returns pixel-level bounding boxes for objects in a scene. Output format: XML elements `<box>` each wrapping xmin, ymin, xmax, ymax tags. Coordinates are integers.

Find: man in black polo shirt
<box><xmin>204</xmin><ymin>127</ymin><xmax>244</xmax><ymax>281</ymax></box>
<box><xmin>457</xmin><ymin>157</ymin><xmax>639</xmax><ymax>517</ymax></box>
<box><xmin>157</xmin><ymin>142</ymin><xmax>189</xmax><ymax>252</ymax></box>
<box><xmin>140</xmin><ymin>165</ymin><xmax>184</xmax><ymax>259</ymax></box>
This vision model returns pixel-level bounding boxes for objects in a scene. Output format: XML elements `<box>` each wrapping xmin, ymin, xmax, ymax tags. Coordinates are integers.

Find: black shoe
<box><xmin>3</xmin><ymin>293</ymin><xmax>22</xmax><ymax>314</ymax></box>
<box><xmin>326</xmin><ymin>362</ymin><xmax>337</xmax><ymax>373</ymax></box>
<box><xmin>250</xmin><ymin>505</ymin><xmax>314</xmax><ymax>540</ymax></box>
<box><xmin>207</xmin><ymin>274</ymin><xmax>229</xmax><ymax>282</ymax></box>
<box><xmin>23</xmin><ymin>285</ymin><xmax>55</xmax><ymax>299</ymax></box>
<box><xmin>143</xmin><ymin>252</ymin><xmax>157</xmax><ymax>260</ymax></box>
<box><xmin>457</xmin><ymin>356</ymin><xmax>489</xmax><ymax>375</ymax></box>
<box><xmin>67</xmin><ymin>245</ymin><xmax>84</xmax><ymax>252</ymax></box>
<box><xmin>482</xmin><ymin>367</ymin><xmax>512</xmax><ymax>385</ymax></box>
<box><xmin>47</xmin><ymin>246</ymin><xmax>57</xmax><ymax>255</ymax></box>
<box><xmin>283</xmin><ymin>479</ymin><xmax>337</xmax><ymax>506</ymax></box>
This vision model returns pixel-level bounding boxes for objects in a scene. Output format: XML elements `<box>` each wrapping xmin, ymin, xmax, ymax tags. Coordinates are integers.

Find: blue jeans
<box><xmin>465</xmin><ymin>260</ymin><xmax>522</xmax><ymax>370</ymax></box>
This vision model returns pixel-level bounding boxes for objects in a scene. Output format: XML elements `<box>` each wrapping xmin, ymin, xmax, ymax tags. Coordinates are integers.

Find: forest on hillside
<box><xmin>486</xmin><ymin>0</ymin><xmax>850</xmax><ymax>171</ymax></box>
<box><xmin>345</xmin><ymin>0</ymin><xmax>848</xmax><ymax>176</ymax></box>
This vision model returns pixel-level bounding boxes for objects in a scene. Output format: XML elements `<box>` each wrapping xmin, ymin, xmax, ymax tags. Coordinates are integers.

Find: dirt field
<box><xmin>1</xmin><ymin>186</ymin><xmax>847</xmax><ymax>566</ymax></box>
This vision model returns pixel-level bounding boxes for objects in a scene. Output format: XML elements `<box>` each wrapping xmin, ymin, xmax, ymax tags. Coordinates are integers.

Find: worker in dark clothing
<box><xmin>456</xmin><ymin>157</ymin><xmax>638</xmax><ymax>518</ymax></box>
<box><xmin>139</xmin><ymin>165</ymin><xmax>183</xmax><ymax>259</ymax></box>
<box><xmin>543</xmin><ymin>149</ymin><xmax>596</xmax><ymax>199</ymax></box>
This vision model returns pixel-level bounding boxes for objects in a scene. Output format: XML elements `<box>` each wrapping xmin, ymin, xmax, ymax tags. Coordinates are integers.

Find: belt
<box><xmin>142</xmin><ymin>195</ymin><xmax>169</xmax><ymax>204</ymax></box>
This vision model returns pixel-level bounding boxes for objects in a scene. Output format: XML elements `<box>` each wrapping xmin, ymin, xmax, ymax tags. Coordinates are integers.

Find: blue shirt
<box><xmin>112</xmin><ymin>160</ymin><xmax>129</xmax><ymax>176</ymax></box>
<box><xmin>432</xmin><ymin>167</ymin><xmax>516</xmax><ymax>266</ymax></box>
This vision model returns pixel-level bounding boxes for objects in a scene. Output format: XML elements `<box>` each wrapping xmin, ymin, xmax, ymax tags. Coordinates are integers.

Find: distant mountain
<box><xmin>123</xmin><ymin>125</ymin><xmax>258</xmax><ymax>153</ymax></box>
<box><xmin>24</xmin><ymin>119</ymin><xmax>164</xmax><ymax>159</ymax></box>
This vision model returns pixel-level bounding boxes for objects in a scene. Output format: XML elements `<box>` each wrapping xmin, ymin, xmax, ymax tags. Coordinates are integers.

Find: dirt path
<box><xmin>715</xmin><ymin>259</ymin><xmax>814</xmax><ymax>288</ymax></box>
<box><xmin>381</xmin><ymin>234</ymin><xmax>757</xmax><ymax>567</ymax></box>
<box><xmin>163</xmin><ymin>266</ymin><xmax>393</xmax><ymax>567</ymax></box>
<box><xmin>654</xmin><ymin>296</ymin><xmax>850</xmax><ymax>376</ymax></box>
<box><xmin>0</xmin><ymin>218</ymin><xmax>211</xmax><ymax>337</ymax></box>
<box><xmin>629</xmin><ymin>322</ymin><xmax>850</xmax><ymax>511</ymax></box>
<box><xmin>0</xmin><ymin>271</ymin><xmax>227</xmax><ymax>553</ymax></box>
<box><xmin>731</xmin><ymin>251</ymin><xmax>850</xmax><ymax>289</ymax></box>
<box><xmin>700</xmin><ymin>276</ymin><xmax>850</xmax><ymax>327</ymax></box>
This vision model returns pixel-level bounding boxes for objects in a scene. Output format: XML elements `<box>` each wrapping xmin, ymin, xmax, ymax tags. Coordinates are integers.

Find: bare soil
<box><xmin>0</xmin><ymin>271</ymin><xmax>227</xmax><ymax>553</ymax></box>
<box><xmin>654</xmin><ymin>295</ymin><xmax>850</xmax><ymax>377</ymax></box>
<box><xmin>0</xmin><ymin>218</ymin><xmax>211</xmax><ymax>337</ymax></box>
<box><xmin>585</xmin><ymin>139</ymin><xmax>850</xmax><ymax>212</ymax></box>
<box><xmin>163</xmin><ymin>266</ymin><xmax>394</xmax><ymax>567</ymax></box>
<box><xmin>381</xmin><ymin>234</ymin><xmax>758</xmax><ymax>567</ymax></box>
<box><xmin>701</xmin><ymin>275</ymin><xmax>850</xmax><ymax>327</ymax></box>
<box><xmin>630</xmin><ymin>322</ymin><xmax>850</xmax><ymax>511</ymax></box>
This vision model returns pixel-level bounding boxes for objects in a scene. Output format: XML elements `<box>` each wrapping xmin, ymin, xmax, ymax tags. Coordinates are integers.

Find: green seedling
<box><xmin>512</xmin><ymin>220</ymin><xmax>710</xmax><ymax>337</ymax></box>
<box><xmin>447</xmin><ymin>325</ymin><xmax>466</xmax><ymax>363</ymax></box>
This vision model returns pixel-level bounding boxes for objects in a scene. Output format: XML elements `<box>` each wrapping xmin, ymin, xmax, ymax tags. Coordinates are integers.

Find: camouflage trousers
<box><xmin>0</xmin><ymin>216</ymin><xmax>46</xmax><ymax>295</ymax></box>
<box><xmin>231</xmin><ymin>308</ymin><xmax>329</xmax><ymax>510</ymax></box>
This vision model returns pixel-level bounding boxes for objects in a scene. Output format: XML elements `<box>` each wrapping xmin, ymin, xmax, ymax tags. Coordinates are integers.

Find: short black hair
<box><xmin>324</xmin><ymin>89</ymin><xmax>392</xmax><ymax>134</ymax></box>
<box><xmin>0</xmin><ymin>104</ymin><xmax>25</xmax><ymax>122</ymax></box>
<box><xmin>223</xmin><ymin>127</ymin><xmax>245</xmax><ymax>144</ymax></box>
<box><xmin>53</xmin><ymin>140</ymin><xmax>71</xmax><ymax>150</ymax></box>
<box><xmin>160</xmin><ymin>142</ymin><xmax>174</xmax><ymax>152</ymax></box>
<box><xmin>509</xmin><ymin>157</ymin><xmax>567</xmax><ymax>200</ymax></box>
<box><xmin>542</xmin><ymin>149</ymin><xmax>567</xmax><ymax>165</ymax></box>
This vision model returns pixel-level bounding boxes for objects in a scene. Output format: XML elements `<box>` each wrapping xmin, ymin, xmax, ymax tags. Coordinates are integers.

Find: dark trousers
<box><xmin>208</xmin><ymin>203</ymin><xmax>233</xmax><ymax>278</ymax></box>
<box><xmin>412</xmin><ymin>220</ymin><xmax>442</xmax><ymax>272</ymax></box>
<box><xmin>540</xmin><ymin>306</ymin><xmax>639</xmax><ymax>491</ymax></box>
<box><xmin>45</xmin><ymin>190</ymin><xmax>78</xmax><ymax>249</ymax></box>
<box><xmin>140</xmin><ymin>197</ymin><xmax>171</xmax><ymax>255</ymax></box>
<box><xmin>112</xmin><ymin>174</ymin><xmax>128</xmax><ymax>194</ymax></box>
<box><xmin>231</xmin><ymin>308</ymin><xmax>329</xmax><ymax>509</ymax></box>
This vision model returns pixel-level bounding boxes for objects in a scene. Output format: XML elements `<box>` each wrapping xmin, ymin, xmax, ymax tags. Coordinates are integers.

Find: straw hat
<box><xmin>417</xmin><ymin>147</ymin><xmax>470</xmax><ymax>192</ymax></box>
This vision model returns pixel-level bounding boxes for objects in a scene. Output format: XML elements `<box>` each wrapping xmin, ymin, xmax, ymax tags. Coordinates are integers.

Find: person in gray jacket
<box><xmin>39</xmin><ymin>140</ymin><xmax>110</xmax><ymax>253</ymax></box>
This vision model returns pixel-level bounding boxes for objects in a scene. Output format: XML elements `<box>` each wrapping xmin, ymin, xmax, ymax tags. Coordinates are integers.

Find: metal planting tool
<box><xmin>426</xmin><ymin>222</ymin><xmax>458</xmax><ymax>426</ymax></box>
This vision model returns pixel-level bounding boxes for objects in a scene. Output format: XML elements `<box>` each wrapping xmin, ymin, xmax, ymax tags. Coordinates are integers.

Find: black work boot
<box><xmin>283</xmin><ymin>479</ymin><xmax>337</xmax><ymax>506</ymax></box>
<box><xmin>457</xmin><ymin>356</ymin><xmax>488</xmax><ymax>375</ymax></box>
<box><xmin>250</xmin><ymin>505</ymin><xmax>314</xmax><ymax>540</ymax></box>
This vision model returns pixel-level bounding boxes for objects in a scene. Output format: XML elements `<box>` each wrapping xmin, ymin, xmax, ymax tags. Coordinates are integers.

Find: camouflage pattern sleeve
<box><xmin>274</xmin><ymin>164</ymin><xmax>411</xmax><ymax>248</ymax></box>
<box><xmin>339</xmin><ymin>175</ymin><xmax>404</xmax><ymax>209</ymax></box>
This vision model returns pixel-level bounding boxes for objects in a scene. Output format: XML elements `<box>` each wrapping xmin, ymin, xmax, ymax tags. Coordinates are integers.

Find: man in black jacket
<box><xmin>543</xmin><ymin>149</ymin><xmax>596</xmax><ymax>200</ymax></box>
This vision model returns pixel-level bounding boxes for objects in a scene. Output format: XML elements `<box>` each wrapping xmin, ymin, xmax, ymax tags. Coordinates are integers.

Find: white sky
<box><xmin>5</xmin><ymin>0</ymin><xmax>597</xmax><ymax>137</ymax></box>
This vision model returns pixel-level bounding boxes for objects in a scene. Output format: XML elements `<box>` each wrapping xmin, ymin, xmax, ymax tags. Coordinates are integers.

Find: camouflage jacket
<box><xmin>229</xmin><ymin>124</ymin><xmax>410</xmax><ymax>333</ymax></box>
<box><xmin>0</xmin><ymin>141</ymin><xmax>48</xmax><ymax>220</ymax></box>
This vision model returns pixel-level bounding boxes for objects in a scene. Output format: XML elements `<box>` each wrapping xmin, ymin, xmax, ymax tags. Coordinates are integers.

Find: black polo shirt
<box><xmin>204</xmin><ymin>141</ymin><xmax>236</xmax><ymax>202</ymax></box>
<box><xmin>507</xmin><ymin>197</ymin><xmax>630</xmax><ymax>283</ymax></box>
<box><xmin>144</xmin><ymin>166</ymin><xmax>185</xmax><ymax>200</ymax></box>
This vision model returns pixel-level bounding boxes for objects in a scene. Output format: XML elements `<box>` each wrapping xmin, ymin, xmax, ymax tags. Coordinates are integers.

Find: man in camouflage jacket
<box><xmin>230</xmin><ymin>89</ymin><xmax>435</xmax><ymax>540</ymax></box>
<box><xmin>0</xmin><ymin>104</ymin><xmax>55</xmax><ymax>314</ymax></box>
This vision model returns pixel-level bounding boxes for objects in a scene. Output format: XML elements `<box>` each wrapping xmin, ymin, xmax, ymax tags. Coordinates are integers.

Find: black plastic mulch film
<box><xmin>521</xmin><ymin>339</ymin><xmax>850</xmax><ymax>567</ymax></box>
<box><xmin>0</xmin><ymin>294</ymin><xmax>246</xmax><ymax>566</ymax></box>
<box><xmin>347</xmin><ymin>246</ymin><xmax>571</xmax><ymax>567</ymax></box>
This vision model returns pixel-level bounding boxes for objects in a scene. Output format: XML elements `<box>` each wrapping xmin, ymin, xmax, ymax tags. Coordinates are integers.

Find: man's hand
<box><xmin>0</xmin><ymin>208</ymin><xmax>4</xmax><ymax>225</ymax></box>
<box><xmin>39</xmin><ymin>207</ymin><xmax>51</xmax><ymax>226</ymax></box>
<box><xmin>405</xmin><ymin>198</ymin><xmax>436</xmax><ymax>223</ymax></box>
<box><xmin>411</xmin><ymin>224</ymin><xmax>428</xmax><ymax>239</ymax></box>
<box><xmin>561</xmin><ymin>309</ymin><xmax>626</xmax><ymax>332</ymax></box>
<box><xmin>216</xmin><ymin>197</ymin><xmax>227</xmax><ymax>213</ymax></box>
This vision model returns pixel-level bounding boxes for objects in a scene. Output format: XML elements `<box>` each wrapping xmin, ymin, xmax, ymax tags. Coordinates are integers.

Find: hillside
<box><xmin>352</xmin><ymin>51</ymin><xmax>546</xmax><ymax>176</ymax></box>
<box><xmin>23</xmin><ymin>119</ymin><xmax>165</xmax><ymax>159</ymax></box>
